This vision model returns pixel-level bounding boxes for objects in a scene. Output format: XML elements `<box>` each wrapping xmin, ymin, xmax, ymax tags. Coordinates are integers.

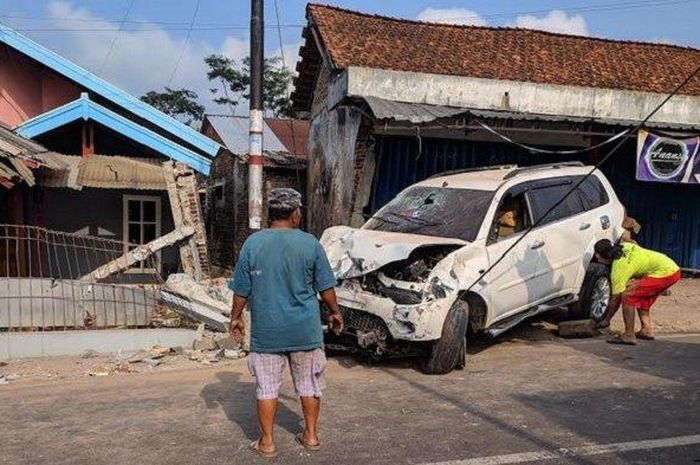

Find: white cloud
<box><xmin>40</xmin><ymin>1</ymin><xmax>300</xmax><ymax>114</ymax></box>
<box><xmin>416</xmin><ymin>7</ymin><xmax>487</xmax><ymax>26</ymax></box>
<box><xmin>513</xmin><ymin>10</ymin><xmax>588</xmax><ymax>36</ymax></box>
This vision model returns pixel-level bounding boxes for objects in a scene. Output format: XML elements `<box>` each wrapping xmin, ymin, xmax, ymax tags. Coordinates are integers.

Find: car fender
<box><xmin>419</xmin><ymin>243</ymin><xmax>490</xmax><ymax>337</ymax></box>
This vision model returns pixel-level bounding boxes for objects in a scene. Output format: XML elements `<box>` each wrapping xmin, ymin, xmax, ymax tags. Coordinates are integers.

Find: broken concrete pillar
<box><xmin>558</xmin><ymin>319</ymin><xmax>596</xmax><ymax>338</ymax></box>
<box><xmin>80</xmin><ymin>226</ymin><xmax>194</xmax><ymax>282</ymax></box>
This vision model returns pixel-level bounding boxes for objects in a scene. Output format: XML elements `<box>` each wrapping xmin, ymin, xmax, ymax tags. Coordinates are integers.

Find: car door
<box><xmin>485</xmin><ymin>183</ymin><xmax>552</xmax><ymax>321</ymax></box>
<box><xmin>526</xmin><ymin>177</ymin><xmax>589</xmax><ymax>295</ymax></box>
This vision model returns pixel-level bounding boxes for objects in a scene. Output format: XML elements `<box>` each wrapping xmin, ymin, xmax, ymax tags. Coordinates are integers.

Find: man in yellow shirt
<box><xmin>594</xmin><ymin>239</ymin><xmax>681</xmax><ymax>345</ymax></box>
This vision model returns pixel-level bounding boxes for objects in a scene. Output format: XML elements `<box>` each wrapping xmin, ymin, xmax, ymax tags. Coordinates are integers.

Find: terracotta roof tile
<box><xmin>300</xmin><ymin>4</ymin><xmax>700</xmax><ymax>101</ymax></box>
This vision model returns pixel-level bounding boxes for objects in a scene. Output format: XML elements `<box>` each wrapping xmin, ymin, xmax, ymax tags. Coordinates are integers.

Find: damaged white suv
<box><xmin>321</xmin><ymin>163</ymin><xmax>624</xmax><ymax>374</ymax></box>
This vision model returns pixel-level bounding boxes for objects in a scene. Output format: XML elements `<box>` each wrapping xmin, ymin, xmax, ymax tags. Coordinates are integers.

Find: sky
<box><xmin>0</xmin><ymin>0</ymin><xmax>698</xmax><ymax>115</ymax></box>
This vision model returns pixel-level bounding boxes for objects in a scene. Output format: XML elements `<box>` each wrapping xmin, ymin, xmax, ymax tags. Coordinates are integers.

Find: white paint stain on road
<box><xmin>425</xmin><ymin>434</ymin><xmax>700</xmax><ymax>465</ymax></box>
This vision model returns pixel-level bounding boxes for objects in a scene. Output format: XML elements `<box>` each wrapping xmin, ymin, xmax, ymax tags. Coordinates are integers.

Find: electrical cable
<box><xmin>167</xmin><ymin>0</ymin><xmax>201</xmax><ymax>86</ymax></box>
<box><xmin>1</xmin><ymin>0</ymin><xmax>694</xmax><ymax>29</ymax></box>
<box><xmin>273</xmin><ymin>0</ymin><xmax>302</xmax><ymax>189</ymax></box>
<box><xmin>97</xmin><ymin>0</ymin><xmax>135</xmax><ymax>74</ymax></box>
<box><xmin>459</xmin><ymin>62</ymin><xmax>700</xmax><ymax>299</ymax></box>
<box><xmin>473</xmin><ymin>119</ymin><xmax>632</xmax><ymax>155</ymax></box>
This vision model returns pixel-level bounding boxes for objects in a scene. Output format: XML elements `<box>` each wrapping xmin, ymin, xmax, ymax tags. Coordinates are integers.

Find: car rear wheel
<box><xmin>421</xmin><ymin>300</ymin><xmax>469</xmax><ymax>375</ymax></box>
<box><xmin>570</xmin><ymin>263</ymin><xmax>611</xmax><ymax>321</ymax></box>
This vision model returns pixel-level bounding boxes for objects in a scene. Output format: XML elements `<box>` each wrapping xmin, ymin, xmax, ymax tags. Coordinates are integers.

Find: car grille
<box><xmin>339</xmin><ymin>306</ymin><xmax>390</xmax><ymax>336</ymax></box>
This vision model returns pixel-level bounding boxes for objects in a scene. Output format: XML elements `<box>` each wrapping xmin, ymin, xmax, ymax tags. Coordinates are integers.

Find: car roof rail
<box><xmin>428</xmin><ymin>164</ymin><xmax>517</xmax><ymax>179</ymax></box>
<box><xmin>502</xmin><ymin>162</ymin><xmax>586</xmax><ymax>180</ymax></box>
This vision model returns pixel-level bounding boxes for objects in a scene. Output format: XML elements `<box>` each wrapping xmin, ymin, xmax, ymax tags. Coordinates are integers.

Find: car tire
<box><xmin>421</xmin><ymin>300</ymin><xmax>469</xmax><ymax>375</ymax></box>
<box><xmin>569</xmin><ymin>263</ymin><xmax>611</xmax><ymax>321</ymax></box>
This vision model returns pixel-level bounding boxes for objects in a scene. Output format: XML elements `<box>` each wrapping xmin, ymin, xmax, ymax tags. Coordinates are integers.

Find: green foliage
<box><xmin>140</xmin><ymin>87</ymin><xmax>205</xmax><ymax>126</ymax></box>
<box><xmin>205</xmin><ymin>55</ymin><xmax>294</xmax><ymax>117</ymax></box>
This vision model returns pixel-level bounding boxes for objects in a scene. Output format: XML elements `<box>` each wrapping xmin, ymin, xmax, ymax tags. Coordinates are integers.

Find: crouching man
<box><xmin>228</xmin><ymin>188</ymin><xmax>344</xmax><ymax>458</ymax></box>
<box><xmin>594</xmin><ymin>239</ymin><xmax>680</xmax><ymax>345</ymax></box>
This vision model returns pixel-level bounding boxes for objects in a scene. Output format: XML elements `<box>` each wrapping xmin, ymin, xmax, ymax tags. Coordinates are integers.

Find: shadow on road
<box><xmin>200</xmin><ymin>372</ymin><xmax>303</xmax><ymax>441</ymax></box>
<box><xmin>381</xmin><ymin>367</ymin><xmax>602</xmax><ymax>465</ymax></box>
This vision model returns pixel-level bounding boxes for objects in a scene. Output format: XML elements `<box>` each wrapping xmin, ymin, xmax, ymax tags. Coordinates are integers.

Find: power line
<box><xmin>478</xmin><ymin>0</ymin><xmax>696</xmax><ymax>20</ymax></box>
<box><xmin>459</xmin><ymin>62</ymin><xmax>700</xmax><ymax>299</ymax></box>
<box><xmin>0</xmin><ymin>0</ymin><xmax>696</xmax><ymax>33</ymax></box>
<box><xmin>167</xmin><ymin>0</ymin><xmax>201</xmax><ymax>86</ymax></box>
<box><xmin>97</xmin><ymin>0</ymin><xmax>135</xmax><ymax>74</ymax></box>
<box><xmin>0</xmin><ymin>25</ymin><xmax>304</xmax><ymax>33</ymax></box>
<box><xmin>273</xmin><ymin>0</ymin><xmax>302</xmax><ymax>187</ymax></box>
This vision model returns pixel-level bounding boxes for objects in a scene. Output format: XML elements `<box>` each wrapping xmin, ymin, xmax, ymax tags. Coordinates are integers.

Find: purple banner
<box><xmin>636</xmin><ymin>130</ymin><xmax>700</xmax><ymax>184</ymax></box>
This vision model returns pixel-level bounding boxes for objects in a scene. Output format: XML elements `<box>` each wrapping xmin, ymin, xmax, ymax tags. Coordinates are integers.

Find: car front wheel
<box><xmin>421</xmin><ymin>300</ymin><xmax>469</xmax><ymax>375</ymax></box>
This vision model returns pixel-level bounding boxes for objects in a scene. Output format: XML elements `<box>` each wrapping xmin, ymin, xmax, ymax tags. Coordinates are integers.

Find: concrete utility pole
<box><xmin>248</xmin><ymin>0</ymin><xmax>264</xmax><ymax>229</ymax></box>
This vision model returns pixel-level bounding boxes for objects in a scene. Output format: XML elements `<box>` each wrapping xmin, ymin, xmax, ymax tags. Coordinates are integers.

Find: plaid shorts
<box><xmin>248</xmin><ymin>348</ymin><xmax>327</xmax><ymax>400</ymax></box>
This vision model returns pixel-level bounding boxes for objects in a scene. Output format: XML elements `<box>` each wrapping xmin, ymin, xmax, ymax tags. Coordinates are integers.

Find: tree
<box><xmin>205</xmin><ymin>55</ymin><xmax>294</xmax><ymax>117</ymax></box>
<box><xmin>140</xmin><ymin>87</ymin><xmax>205</xmax><ymax>126</ymax></box>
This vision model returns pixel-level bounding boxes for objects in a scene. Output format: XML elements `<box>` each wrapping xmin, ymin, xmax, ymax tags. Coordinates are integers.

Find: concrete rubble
<box><xmin>160</xmin><ymin>273</ymin><xmax>252</xmax><ymax>350</ymax></box>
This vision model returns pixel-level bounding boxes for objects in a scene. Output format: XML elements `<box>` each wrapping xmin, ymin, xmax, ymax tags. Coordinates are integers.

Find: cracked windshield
<box><xmin>364</xmin><ymin>186</ymin><xmax>493</xmax><ymax>241</ymax></box>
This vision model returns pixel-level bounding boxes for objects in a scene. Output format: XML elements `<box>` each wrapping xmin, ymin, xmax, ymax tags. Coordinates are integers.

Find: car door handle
<box><xmin>530</xmin><ymin>240</ymin><xmax>545</xmax><ymax>250</ymax></box>
<box><xmin>579</xmin><ymin>223</ymin><xmax>591</xmax><ymax>231</ymax></box>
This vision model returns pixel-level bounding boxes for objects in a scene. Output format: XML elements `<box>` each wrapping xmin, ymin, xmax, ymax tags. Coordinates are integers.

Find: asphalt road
<box><xmin>1</xmin><ymin>332</ymin><xmax>699</xmax><ymax>465</ymax></box>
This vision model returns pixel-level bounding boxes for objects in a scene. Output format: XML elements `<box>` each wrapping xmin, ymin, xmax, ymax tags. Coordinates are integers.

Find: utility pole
<box><xmin>248</xmin><ymin>0</ymin><xmax>264</xmax><ymax>229</ymax></box>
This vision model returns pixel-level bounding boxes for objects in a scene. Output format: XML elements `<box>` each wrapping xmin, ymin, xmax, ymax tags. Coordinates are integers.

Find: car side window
<box><xmin>576</xmin><ymin>176</ymin><xmax>609</xmax><ymax>211</ymax></box>
<box><xmin>491</xmin><ymin>188</ymin><xmax>531</xmax><ymax>243</ymax></box>
<box><xmin>528</xmin><ymin>178</ymin><xmax>585</xmax><ymax>226</ymax></box>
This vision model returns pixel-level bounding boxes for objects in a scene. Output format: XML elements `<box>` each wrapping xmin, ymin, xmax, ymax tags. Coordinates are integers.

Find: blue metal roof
<box><xmin>16</xmin><ymin>94</ymin><xmax>212</xmax><ymax>175</ymax></box>
<box><xmin>0</xmin><ymin>22</ymin><xmax>220</xmax><ymax>157</ymax></box>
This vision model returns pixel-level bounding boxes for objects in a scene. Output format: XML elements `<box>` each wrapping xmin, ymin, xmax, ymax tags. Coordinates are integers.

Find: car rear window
<box><xmin>364</xmin><ymin>186</ymin><xmax>493</xmax><ymax>242</ymax></box>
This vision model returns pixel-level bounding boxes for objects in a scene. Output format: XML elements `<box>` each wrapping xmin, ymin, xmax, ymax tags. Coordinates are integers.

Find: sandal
<box><xmin>607</xmin><ymin>334</ymin><xmax>637</xmax><ymax>345</ymax></box>
<box><xmin>250</xmin><ymin>439</ymin><xmax>277</xmax><ymax>458</ymax></box>
<box><xmin>295</xmin><ymin>433</ymin><xmax>321</xmax><ymax>451</ymax></box>
<box><xmin>635</xmin><ymin>331</ymin><xmax>655</xmax><ymax>341</ymax></box>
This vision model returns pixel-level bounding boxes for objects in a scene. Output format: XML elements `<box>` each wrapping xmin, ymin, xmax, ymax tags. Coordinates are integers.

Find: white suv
<box><xmin>321</xmin><ymin>163</ymin><xmax>625</xmax><ymax>374</ymax></box>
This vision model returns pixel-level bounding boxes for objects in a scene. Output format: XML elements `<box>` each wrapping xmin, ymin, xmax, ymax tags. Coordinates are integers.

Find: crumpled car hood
<box><xmin>320</xmin><ymin>225</ymin><xmax>467</xmax><ymax>279</ymax></box>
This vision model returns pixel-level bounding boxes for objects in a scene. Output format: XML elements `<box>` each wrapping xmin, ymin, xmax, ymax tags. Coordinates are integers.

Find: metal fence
<box><xmin>0</xmin><ymin>224</ymin><xmax>163</xmax><ymax>331</ymax></box>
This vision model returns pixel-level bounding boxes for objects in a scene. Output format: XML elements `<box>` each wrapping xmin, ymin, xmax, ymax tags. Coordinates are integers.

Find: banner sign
<box><xmin>636</xmin><ymin>129</ymin><xmax>700</xmax><ymax>184</ymax></box>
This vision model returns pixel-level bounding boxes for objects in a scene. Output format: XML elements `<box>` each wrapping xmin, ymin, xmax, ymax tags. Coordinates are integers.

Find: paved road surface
<box><xmin>1</xmin><ymin>333</ymin><xmax>699</xmax><ymax>465</ymax></box>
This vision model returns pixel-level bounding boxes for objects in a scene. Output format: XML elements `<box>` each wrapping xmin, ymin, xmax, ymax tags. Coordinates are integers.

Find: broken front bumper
<box><xmin>334</xmin><ymin>284</ymin><xmax>456</xmax><ymax>342</ymax></box>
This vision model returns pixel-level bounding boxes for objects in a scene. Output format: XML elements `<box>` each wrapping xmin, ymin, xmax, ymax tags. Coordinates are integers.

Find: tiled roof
<box><xmin>293</xmin><ymin>4</ymin><xmax>700</xmax><ymax>109</ymax></box>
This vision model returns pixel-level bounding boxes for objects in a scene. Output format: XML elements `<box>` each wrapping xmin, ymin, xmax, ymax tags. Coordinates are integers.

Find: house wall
<box><xmin>0</xmin><ymin>44</ymin><xmax>80</xmax><ymax>127</ymax></box>
<box><xmin>306</xmin><ymin>106</ymin><xmax>364</xmax><ymax>236</ymax></box>
<box><xmin>30</xmin><ymin>187</ymin><xmax>178</xmax><ymax>277</ymax></box>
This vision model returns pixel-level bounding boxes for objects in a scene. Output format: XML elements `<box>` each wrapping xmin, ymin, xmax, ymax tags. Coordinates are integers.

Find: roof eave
<box><xmin>0</xmin><ymin>22</ymin><xmax>220</xmax><ymax>157</ymax></box>
<box><xmin>15</xmin><ymin>94</ymin><xmax>212</xmax><ymax>175</ymax></box>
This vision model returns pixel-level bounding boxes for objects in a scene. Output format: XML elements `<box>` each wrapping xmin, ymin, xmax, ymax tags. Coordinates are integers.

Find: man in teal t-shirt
<box><xmin>228</xmin><ymin>188</ymin><xmax>344</xmax><ymax>458</ymax></box>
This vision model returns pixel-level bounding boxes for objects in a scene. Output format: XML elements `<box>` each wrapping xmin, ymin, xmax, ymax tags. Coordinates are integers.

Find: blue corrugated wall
<box><xmin>368</xmin><ymin>135</ymin><xmax>700</xmax><ymax>269</ymax></box>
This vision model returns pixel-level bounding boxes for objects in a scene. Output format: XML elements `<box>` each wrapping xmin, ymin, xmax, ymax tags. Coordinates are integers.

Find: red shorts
<box><xmin>622</xmin><ymin>270</ymin><xmax>681</xmax><ymax>310</ymax></box>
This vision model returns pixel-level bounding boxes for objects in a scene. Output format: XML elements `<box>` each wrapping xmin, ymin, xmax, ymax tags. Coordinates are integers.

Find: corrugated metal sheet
<box><xmin>369</xmin><ymin>135</ymin><xmax>700</xmax><ymax>269</ymax></box>
<box><xmin>363</xmin><ymin>96</ymin><xmax>467</xmax><ymax>123</ymax></box>
<box><xmin>0</xmin><ymin>126</ymin><xmax>64</xmax><ymax>188</ymax></box>
<box><xmin>363</xmin><ymin>96</ymin><xmax>700</xmax><ymax>131</ymax></box>
<box><xmin>36</xmin><ymin>154</ymin><xmax>166</xmax><ymax>190</ymax></box>
<box><xmin>206</xmin><ymin>115</ymin><xmax>288</xmax><ymax>155</ymax></box>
